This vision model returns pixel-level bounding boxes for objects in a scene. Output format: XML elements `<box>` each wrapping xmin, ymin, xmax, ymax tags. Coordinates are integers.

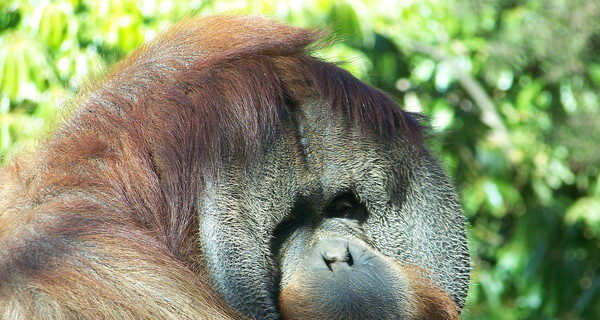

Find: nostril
<box><xmin>322</xmin><ymin>244</ymin><xmax>354</xmax><ymax>272</ymax></box>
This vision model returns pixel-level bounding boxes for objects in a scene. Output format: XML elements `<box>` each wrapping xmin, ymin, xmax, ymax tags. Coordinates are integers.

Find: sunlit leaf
<box><xmin>0</xmin><ymin>31</ymin><xmax>56</xmax><ymax>102</ymax></box>
<box><xmin>566</xmin><ymin>197</ymin><xmax>600</xmax><ymax>229</ymax></box>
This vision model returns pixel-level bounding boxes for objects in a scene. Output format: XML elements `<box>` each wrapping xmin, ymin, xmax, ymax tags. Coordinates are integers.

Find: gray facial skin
<box><xmin>199</xmin><ymin>101</ymin><xmax>469</xmax><ymax>319</ymax></box>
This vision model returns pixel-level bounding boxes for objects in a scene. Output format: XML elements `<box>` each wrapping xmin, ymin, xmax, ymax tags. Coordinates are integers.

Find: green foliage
<box><xmin>1</xmin><ymin>0</ymin><xmax>598</xmax><ymax>318</ymax></box>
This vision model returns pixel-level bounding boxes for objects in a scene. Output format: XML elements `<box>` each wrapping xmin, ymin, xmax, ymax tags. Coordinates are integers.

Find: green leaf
<box><xmin>565</xmin><ymin>197</ymin><xmax>600</xmax><ymax>229</ymax></box>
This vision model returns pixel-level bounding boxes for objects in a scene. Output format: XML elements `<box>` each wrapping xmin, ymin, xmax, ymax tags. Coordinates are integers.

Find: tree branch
<box><xmin>410</xmin><ymin>41</ymin><xmax>512</xmax><ymax>154</ymax></box>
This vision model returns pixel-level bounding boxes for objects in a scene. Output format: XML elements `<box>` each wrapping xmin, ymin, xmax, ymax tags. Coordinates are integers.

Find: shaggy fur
<box><xmin>0</xmin><ymin>15</ymin><xmax>466</xmax><ymax>319</ymax></box>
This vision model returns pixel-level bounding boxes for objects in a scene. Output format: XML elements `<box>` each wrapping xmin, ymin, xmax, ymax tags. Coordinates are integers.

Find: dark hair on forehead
<box><xmin>136</xmin><ymin>15</ymin><xmax>422</xmax><ymax>165</ymax></box>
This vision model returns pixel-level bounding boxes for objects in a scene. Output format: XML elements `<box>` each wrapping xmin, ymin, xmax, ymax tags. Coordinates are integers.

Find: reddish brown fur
<box><xmin>1</xmin><ymin>15</ymin><xmax>422</xmax><ymax>319</ymax></box>
<box><xmin>404</xmin><ymin>266</ymin><xmax>460</xmax><ymax>320</ymax></box>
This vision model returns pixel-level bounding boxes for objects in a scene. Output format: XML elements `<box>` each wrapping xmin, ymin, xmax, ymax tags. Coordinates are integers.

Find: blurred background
<box><xmin>0</xmin><ymin>0</ymin><xmax>598</xmax><ymax>318</ymax></box>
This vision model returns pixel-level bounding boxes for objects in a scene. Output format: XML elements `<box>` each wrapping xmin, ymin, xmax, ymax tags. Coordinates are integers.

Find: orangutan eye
<box><xmin>326</xmin><ymin>197</ymin><xmax>356</xmax><ymax>218</ymax></box>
